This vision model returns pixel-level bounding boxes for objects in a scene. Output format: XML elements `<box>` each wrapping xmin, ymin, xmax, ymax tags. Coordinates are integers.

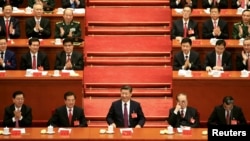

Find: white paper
<box><xmin>58</xmin><ymin>128</ymin><xmax>72</xmax><ymax>133</ymax></box>
<box><xmin>120</xmin><ymin>128</ymin><xmax>133</xmax><ymax>134</ymax></box>
<box><xmin>12</xmin><ymin>128</ymin><xmax>26</xmax><ymax>134</ymax></box>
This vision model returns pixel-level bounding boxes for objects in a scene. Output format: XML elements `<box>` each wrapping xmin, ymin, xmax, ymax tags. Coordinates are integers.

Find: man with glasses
<box><xmin>0</xmin><ymin>36</ymin><xmax>16</xmax><ymax>70</ymax></box>
<box><xmin>48</xmin><ymin>91</ymin><xmax>88</xmax><ymax>127</ymax></box>
<box><xmin>106</xmin><ymin>85</ymin><xmax>146</xmax><ymax>128</ymax></box>
<box><xmin>236</xmin><ymin>37</ymin><xmax>250</xmax><ymax>70</ymax></box>
<box><xmin>54</xmin><ymin>37</ymin><xmax>83</xmax><ymax>70</ymax></box>
<box><xmin>3</xmin><ymin>91</ymin><xmax>32</xmax><ymax>127</ymax></box>
<box><xmin>204</xmin><ymin>39</ymin><xmax>232</xmax><ymax>71</ymax></box>
<box><xmin>168</xmin><ymin>93</ymin><xmax>200</xmax><ymax>128</ymax></box>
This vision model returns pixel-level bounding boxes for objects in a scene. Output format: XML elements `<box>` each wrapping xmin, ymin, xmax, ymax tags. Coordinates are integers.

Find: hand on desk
<box><xmin>135</xmin><ymin>125</ymin><xmax>141</xmax><ymax>128</ymax></box>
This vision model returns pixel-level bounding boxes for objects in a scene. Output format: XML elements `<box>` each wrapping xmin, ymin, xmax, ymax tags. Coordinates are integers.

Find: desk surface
<box><xmin>0</xmin><ymin>127</ymin><xmax>208</xmax><ymax>141</ymax></box>
<box><xmin>173</xmin><ymin>71</ymin><xmax>250</xmax><ymax>122</ymax></box>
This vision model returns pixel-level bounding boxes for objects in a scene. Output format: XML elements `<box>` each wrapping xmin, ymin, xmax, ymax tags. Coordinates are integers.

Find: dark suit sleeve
<box><xmin>204</xmin><ymin>53</ymin><xmax>212</xmax><ymax>70</ymax></box>
<box><xmin>25</xmin><ymin>19</ymin><xmax>35</xmax><ymax>38</ymax></box>
<box><xmin>10</xmin><ymin>18</ymin><xmax>21</xmax><ymax>38</ymax></box>
<box><xmin>170</xmin><ymin>0</ymin><xmax>181</xmax><ymax>8</ymax></box>
<box><xmin>190</xmin><ymin>53</ymin><xmax>201</xmax><ymax>70</ymax></box>
<box><xmin>219</xmin><ymin>22</ymin><xmax>229</xmax><ymax>39</ymax></box>
<box><xmin>236</xmin><ymin>54</ymin><xmax>247</xmax><ymax>70</ymax></box>
<box><xmin>171</xmin><ymin>21</ymin><xmax>178</xmax><ymax>39</ymax></box>
<box><xmin>28</xmin><ymin>0</ymin><xmax>34</xmax><ymax>7</ymax></box>
<box><xmin>233</xmin><ymin>106</ymin><xmax>247</xmax><ymax>125</ymax></box>
<box><xmin>19</xmin><ymin>106</ymin><xmax>32</xmax><ymax>127</ymax></box>
<box><xmin>62</xmin><ymin>0</ymin><xmax>72</xmax><ymax>8</ymax></box>
<box><xmin>48</xmin><ymin>108</ymin><xmax>60</xmax><ymax>127</ymax></box>
<box><xmin>20</xmin><ymin>54</ymin><xmax>29</xmax><ymax>70</ymax></box>
<box><xmin>72</xmin><ymin>52</ymin><xmax>84</xmax><ymax>70</ymax></box>
<box><xmin>73</xmin><ymin>23</ymin><xmax>81</xmax><ymax>38</ymax></box>
<box><xmin>191</xmin><ymin>0</ymin><xmax>198</xmax><ymax>8</ymax></box>
<box><xmin>173</xmin><ymin>54</ymin><xmax>182</xmax><ymax>70</ymax></box>
<box><xmin>106</xmin><ymin>102</ymin><xmax>116</xmax><ymax>125</ymax></box>
<box><xmin>3</xmin><ymin>107</ymin><xmax>15</xmax><ymax>127</ymax></box>
<box><xmin>134</xmin><ymin>103</ymin><xmax>146</xmax><ymax>127</ymax></box>
<box><xmin>219</xmin><ymin>0</ymin><xmax>228</xmax><ymax>8</ymax></box>
<box><xmin>4</xmin><ymin>51</ymin><xmax>17</xmax><ymax>70</ymax></box>
<box><xmin>202</xmin><ymin>22</ymin><xmax>213</xmax><ymax>39</ymax></box>
<box><xmin>168</xmin><ymin>108</ymin><xmax>178</xmax><ymax>127</ymax></box>
<box><xmin>202</xmin><ymin>0</ymin><xmax>210</xmax><ymax>8</ymax></box>
<box><xmin>79</xmin><ymin>108</ymin><xmax>88</xmax><ymax>127</ymax></box>
<box><xmin>40</xmin><ymin>19</ymin><xmax>51</xmax><ymax>38</ymax></box>
<box><xmin>193</xmin><ymin>22</ymin><xmax>199</xmax><ymax>39</ymax></box>
<box><xmin>54</xmin><ymin>23</ymin><xmax>61</xmax><ymax>38</ymax></box>
<box><xmin>41</xmin><ymin>53</ymin><xmax>50</xmax><ymax>70</ymax></box>
<box><xmin>207</xmin><ymin>107</ymin><xmax>218</xmax><ymax>125</ymax></box>
<box><xmin>54</xmin><ymin>52</ymin><xmax>65</xmax><ymax>70</ymax></box>
<box><xmin>222</xmin><ymin>52</ymin><xmax>232</xmax><ymax>71</ymax></box>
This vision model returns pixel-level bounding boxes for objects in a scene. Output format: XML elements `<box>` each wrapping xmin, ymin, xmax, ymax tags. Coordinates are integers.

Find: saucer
<box><xmin>106</xmin><ymin>130</ymin><xmax>114</xmax><ymax>134</ymax></box>
<box><xmin>240</xmin><ymin>75</ymin><xmax>248</xmax><ymax>78</ymax></box>
<box><xmin>52</xmin><ymin>74</ymin><xmax>61</xmax><ymax>77</ymax></box>
<box><xmin>166</xmin><ymin>131</ymin><xmax>174</xmax><ymax>135</ymax></box>
<box><xmin>2</xmin><ymin>132</ymin><xmax>11</xmax><ymax>135</ymax></box>
<box><xmin>46</xmin><ymin>131</ymin><xmax>55</xmax><ymax>134</ymax></box>
<box><xmin>25</xmin><ymin>74</ymin><xmax>33</xmax><ymax>77</ymax></box>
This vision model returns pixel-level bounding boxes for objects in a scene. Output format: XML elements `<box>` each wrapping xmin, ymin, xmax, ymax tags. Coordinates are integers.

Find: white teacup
<box><xmin>185</xmin><ymin>70</ymin><xmax>192</xmax><ymax>77</ymax></box>
<box><xmin>47</xmin><ymin>125</ymin><xmax>53</xmax><ymax>133</ymax></box>
<box><xmin>212</xmin><ymin>70</ymin><xmax>221</xmax><ymax>77</ymax></box>
<box><xmin>25</xmin><ymin>7</ymin><xmax>32</xmax><ymax>13</ymax></box>
<box><xmin>239</xmin><ymin>38</ymin><xmax>244</xmax><ymax>45</ymax></box>
<box><xmin>26</xmin><ymin>69</ymin><xmax>33</xmax><ymax>76</ymax></box>
<box><xmin>107</xmin><ymin>125</ymin><xmax>113</xmax><ymax>132</ymax></box>
<box><xmin>3</xmin><ymin>127</ymin><xmax>9</xmax><ymax>134</ymax></box>
<box><xmin>53</xmin><ymin>70</ymin><xmax>60</xmax><ymax>76</ymax></box>
<box><xmin>241</xmin><ymin>70</ymin><xmax>249</xmax><ymax>77</ymax></box>
<box><xmin>58</xmin><ymin>8</ymin><xmax>64</xmax><ymax>13</ymax></box>
<box><xmin>167</xmin><ymin>125</ymin><xmax>173</xmax><ymax>133</ymax></box>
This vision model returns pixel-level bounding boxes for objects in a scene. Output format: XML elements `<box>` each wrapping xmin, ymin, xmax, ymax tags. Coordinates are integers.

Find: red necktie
<box><xmin>180</xmin><ymin>109</ymin><xmax>184</xmax><ymax>118</ymax></box>
<box><xmin>5</xmin><ymin>20</ymin><xmax>9</xmax><ymax>38</ymax></box>
<box><xmin>226</xmin><ymin>110</ymin><xmax>230</xmax><ymax>125</ymax></box>
<box><xmin>213</xmin><ymin>0</ymin><xmax>217</xmax><ymax>6</ymax></box>
<box><xmin>183</xmin><ymin>22</ymin><xmax>187</xmax><ymax>38</ymax></box>
<box><xmin>68</xmin><ymin>108</ymin><xmax>72</xmax><ymax>125</ymax></box>
<box><xmin>67</xmin><ymin>54</ymin><xmax>71</xmax><ymax>62</ymax></box>
<box><xmin>32</xmin><ymin>55</ymin><xmax>36</xmax><ymax>69</ymax></box>
<box><xmin>242</xmin><ymin>0</ymin><xmax>246</xmax><ymax>8</ymax></box>
<box><xmin>123</xmin><ymin>103</ymin><xmax>128</xmax><ymax>127</ymax></box>
<box><xmin>217</xmin><ymin>55</ymin><xmax>221</xmax><ymax>67</ymax></box>
<box><xmin>213</xmin><ymin>20</ymin><xmax>217</xmax><ymax>29</ymax></box>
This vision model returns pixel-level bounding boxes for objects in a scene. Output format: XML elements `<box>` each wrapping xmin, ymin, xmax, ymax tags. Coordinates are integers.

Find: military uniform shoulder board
<box><xmin>72</xmin><ymin>21</ymin><xmax>80</xmax><ymax>24</ymax></box>
<box><xmin>234</xmin><ymin>22</ymin><xmax>241</xmax><ymax>25</ymax></box>
<box><xmin>56</xmin><ymin>21</ymin><xmax>63</xmax><ymax>24</ymax></box>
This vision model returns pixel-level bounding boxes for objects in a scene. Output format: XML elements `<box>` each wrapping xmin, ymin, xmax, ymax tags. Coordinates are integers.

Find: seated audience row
<box><xmin>170</xmin><ymin>0</ymin><xmax>249</xmax><ymax>9</ymax></box>
<box><xmin>2</xmin><ymin>87</ymin><xmax>247</xmax><ymax>128</ymax></box>
<box><xmin>0</xmin><ymin>4</ymin><xmax>82</xmax><ymax>39</ymax></box>
<box><xmin>171</xmin><ymin>5</ymin><xmax>250</xmax><ymax>40</ymax></box>
<box><xmin>173</xmin><ymin>37</ymin><xmax>250</xmax><ymax>71</ymax></box>
<box><xmin>0</xmin><ymin>0</ymin><xmax>85</xmax><ymax>9</ymax></box>
<box><xmin>0</xmin><ymin>36</ymin><xmax>84</xmax><ymax>70</ymax></box>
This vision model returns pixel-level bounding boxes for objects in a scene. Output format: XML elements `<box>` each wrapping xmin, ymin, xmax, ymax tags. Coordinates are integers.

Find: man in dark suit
<box><xmin>173</xmin><ymin>38</ymin><xmax>201</xmax><ymax>70</ymax></box>
<box><xmin>202</xmin><ymin>0</ymin><xmax>228</xmax><ymax>9</ymax></box>
<box><xmin>106</xmin><ymin>85</ymin><xmax>146</xmax><ymax>128</ymax></box>
<box><xmin>0</xmin><ymin>36</ymin><xmax>16</xmax><ymax>70</ymax></box>
<box><xmin>0</xmin><ymin>4</ymin><xmax>20</xmax><ymax>39</ymax></box>
<box><xmin>168</xmin><ymin>93</ymin><xmax>200</xmax><ymax>128</ymax></box>
<box><xmin>171</xmin><ymin>5</ymin><xmax>199</xmax><ymax>41</ymax></box>
<box><xmin>25</xmin><ymin>3</ymin><xmax>51</xmax><ymax>39</ymax></box>
<box><xmin>236</xmin><ymin>37</ymin><xmax>250</xmax><ymax>70</ymax></box>
<box><xmin>0</xmin><ymin>0</ymin><xmax>23</xmax><ymax>8</ymax></box>
<box><xmin>232</xmin><ymin>0</ymin><xmax>250</xmax><ymax>9</ymax></box>
<box><xmin>202</xmin><ymin>6</ymin><xmax>229</xmax><ymax>39</ymax></box>
<box><xmin>28</xmin><ymin>0</ymin><xmax>55</xmax><ymax>11</ymax></box>
<box><xmin>48</xmin><ymin>91</ymin><xmax>88</xmax><ymax>127</ymax></box>
<box><xmin>204</xmin><ymin>39</ymin><xmax>232</xmax><ymax>71</ymax></box>
<box><xmin>54</xmin><ymin>37</ymin><xmax>83</xmax><ymax>70</ymax></box>
<box><xmin>208</xmin><ymin>96</ymin><xmax>247</xmax><ymax>125</ymax></box>
<box><xmin>170</xmin><ymin>0</ymin><xmax>197</xmax><ymax>8</ymax></box>
<box><xmin>20</xmin><ymin>37</ymin><xmax>50</xmax><ymax>70</ymax></box>
<box><xmin>3</xmin><ymin>91</ymin><xmax>32</xmax><ymax>127</ymax></box>
<box><xmin>62</xmin><ymin>0</ymin><xmax>85</xmax><ymax>8</ymax></box>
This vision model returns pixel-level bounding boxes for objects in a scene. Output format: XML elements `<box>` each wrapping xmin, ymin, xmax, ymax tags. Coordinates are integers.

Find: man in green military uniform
<box><xmin>232</xmin><ymin>9</ymin><xmax>250</xmax><ymax>39</ymax></box>
<box><xmin>54</xmin><ymin>8</ymin><xmax>81</xmax><ymax>39</ymax></box>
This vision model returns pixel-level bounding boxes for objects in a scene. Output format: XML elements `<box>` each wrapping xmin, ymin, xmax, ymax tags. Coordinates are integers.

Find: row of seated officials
<box><xmin>0</xmin><ymin>36</ymin><xmax>84</xmax><ymax>70</ymax></box>
<box><xmin>171</xmin><ymin>5</ymin><xmax>250</xmax><ymax>39</ymax></box>
<box><xmin>0</xmin><ymin>4</ymin><xmax>83</xmax><ymax>39</ymax></box>
<box><xmin>1</xmin><ymin>86</ymin><xmax>248</xmax><ymax>128</ymax></box>
<box><xmin>0</xmin><ymin>0</ymin><xmax>85</xmax><ymax>9</ymax></box>
<box><xmin>171</xmin><ymin>0</ymin><xmax>250</xmax><ymax>9</ymax></box>
<box><xmin>173</xmin><ymin>37</ymin><xmax>250</xmax><ymax>71</ymax></box>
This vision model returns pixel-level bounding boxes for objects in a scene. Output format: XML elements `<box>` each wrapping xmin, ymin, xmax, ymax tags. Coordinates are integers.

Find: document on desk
<box><xmin>12</xmin><ymin>128</ymin><xmax>26</xmax><ymax>134</ymax></box>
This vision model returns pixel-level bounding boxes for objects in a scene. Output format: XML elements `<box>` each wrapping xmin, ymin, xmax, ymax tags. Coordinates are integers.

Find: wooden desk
<box><xmin>172</xmin><ymin>9</ymin><xmax>241</xmax><ymax>38</ymax></box>
<box><xmin>172</xmin><ymin>39</ymin><xmax>242</xmax><ymax>70</ymax></box>
<box><xmin>0</xmin><ymin>9</ymin><xmax>85</xmax><ymax>39</ymax></box>
<box><xmin>6</xmin><ymin>39</ymin><xmax>83</xmax><ymax>69</ymax></box>
<box><xmin>173</xmin><ymin>71</ymin><xmax>250</xmax><ymax>123</ymax></box>
<box><xmin>0</xmin><ymin>71</ymin><xmax>83</xmax><ymax>124</ymax></box>
<box><xmin>0</xmin><ymin>127</ymin><xmax>208</xmax><ymax>141</ymax></box>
